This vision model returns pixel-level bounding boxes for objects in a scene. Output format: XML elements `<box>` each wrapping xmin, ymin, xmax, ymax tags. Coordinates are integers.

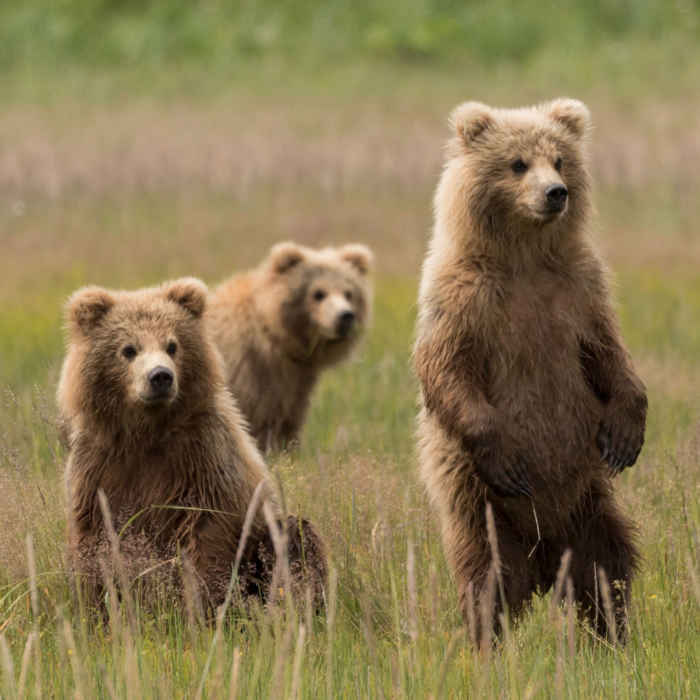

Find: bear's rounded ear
<box><xmin>340</xmin><ymin>244</ymin><xmax>373</xmax><ymax>275</ymax></box>
<box><xmin>545</xmin><ymin>98</ymin><xmax>591</xmax><ymax>139</ymax></box>
<box><xmin>67</xmin><ymin>286</ymin><xmax>116</xmax><ymax>334</ymax></box>
<box><xmin>270</xmin><ymin>242</ymin><xmax>305</xmax><ymax>274</ymax></box>
<box><xmin>163</xmin><ymin>277</ymin><xmax>208</xmax><ymax>318</ymax></box>
<box><xmin>449</xmin><ymin>101</ymin><xmax>495</xmax><ymax>145</ymax></box>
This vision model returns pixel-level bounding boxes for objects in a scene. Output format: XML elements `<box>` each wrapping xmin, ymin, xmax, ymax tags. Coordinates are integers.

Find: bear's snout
<box><xmin>148</xmin><ymin>366</ymin><xmax>174</xmax><ymax>395</ymax></box>
<box><xmin>337</xmin><ymin>310</ymin><xmax>356</xmax><ymax>338</ymax></box>
<box><xmin>544</xmin><ymin>183</ymin><xmax>568</xmax><ymax>210</ymax></box>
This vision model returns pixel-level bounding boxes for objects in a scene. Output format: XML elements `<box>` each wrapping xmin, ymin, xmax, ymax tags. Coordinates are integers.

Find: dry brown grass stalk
<box><xmin>407</xmin><ymin>538</ymin><xmax>418</xmax><ymax>644</ymax></box>
<box><xmin>228</xmin><ymin>647</ymin><xmax>241</xmax><ymax>700</ymax></box>
<box><xmin>466</xmin><ymin>581</ymin><xmax>478</xmax><ymax>651</ymax></box>
<box><xmin>97</xmin><ymin>489</ymin><xmax>137</xmax><ymax>635</ymax></box>
<box><xmin>210</xmin><ymin>614</ymin><xmax>227</xmax><ymax>700</ymax></box>
<box><xmin>98</xmin><ymin>557</ymin><xmax>121</xmax><ymax>644</ymax></box>
<box><xmin>325</xmin><ymin>565</ymin><xmax>338</xmax><ymax>700</ymax></box>
<box><xmin>233</xmin><ymin>479</ymin><xmax>268</xmax><ymax>575</ymax></box>
<box><xmin>33</xmin><ymin>628</ymin><xmax>43</xmax><ymax>700</ymax></box>
<box><xmin>262</xmin><ymin>502</ymin><xmax>290</xmax><ymax>612</ymax></box>
<box><xmin>566</xmin><ymin>576</ymin><xmax>576</xmax><ymax>661</ymax></box>
<box><xmin>16</xmin><ymin>631</ymin><xmax>35</xmax><ymax>698</ymax></box>
<box><xmin>304</xmin><ymin>586</ymin><xmax>314</xmax><ymax>646</ymax></box>
<box><xmin>598</xmin><ymin>567</ymin><xmax>617</xmax><ymax>646</ymax></box>
<box><xmin>485</xmin><ymin>503</ymin><xmax>501</xmax><ymax>582</ymax></box>
<box><xmin>479</xmin><ymin>565</ymin><xmax>497</xmax><ymax>655</ymax></box>
<box><xmin>549</xmin><ymin>549</ymin><xmax>573</xmax><ymax>620</ymax></box>
<box><xmin>269</xmin><ymin>622</ymin><xmax>294</xmax><ymax>700</ymax></box>
<box><xmin>25</xmin><ymin>534</ymin><xmax>39</xmax><ymax>621</ymax></box>
<box><xmin>182</xmin><ymin>552</ymin><xmax>203</xmax><ymax>660</ymax></box>
<box><xmin>244</xmin><ymin>608</ymin><xmax>270</xmax><ymax>700</ymax></box>
<box><xmin>555</xmin><ymin>611</ymin><xmax>565</xmax><ymax>698</ymax></box>
<box><xmin>195</xmin><ymin>595</ymin><xmax>229</xmax><ymax>700</ymax></box>
<box><xmin>0</xmin><ymin>632</ymin><xmax>17</xmax><ymax>698</ymax></box>
<box><xmin>360</xmin><ymin>594</ymin><xmax>385</xmax><ymax>700</ymax></box>
<box><xmin>687</xmin><ymin>554</ymin><xmax>700</xmax><ymax>605</ymax></box>
<box><xmin>289</xmin><ymin>624</ymin><xmax>307</xmax><ymax>700</ymax></box>
<box><xmin>431</xmin><ymin>627</ymin><xmax>466</xmax><ymax>700</ymax></box>
<box><xmin>25</xmin><ymin>533</ymin><xmax>43</xmax><ymax>699</ymax></box>
<box><xmin>124</xmin><ymin>627</ymin><xmax>141</xmax><ymax>700</ymax></box>
<box><xmin>429</xmin><ymin>565</ymin><xmax>439</xmax><ymax>637</ymax></box>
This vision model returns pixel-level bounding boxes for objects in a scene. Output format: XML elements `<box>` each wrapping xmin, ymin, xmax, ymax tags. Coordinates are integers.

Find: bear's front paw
<box><xmin>475</xmin><ymin>451</ymin><xmax>533</xmax><ymax>499</ymax></box>
<box><xmin>596</xmin><ymin>401</ymin><xmax>646</xmax><ymax>477</ymax></box>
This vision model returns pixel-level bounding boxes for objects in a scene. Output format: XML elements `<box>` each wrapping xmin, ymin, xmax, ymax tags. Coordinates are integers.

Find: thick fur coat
<box><xmin>59</xmin><ymin>278</ymin><xmax>326</xmax><ymax>606</ymax></box>
<box><xmin>414</xmin><ymin>99</ymin><xmax>647</xmax><ymax>639</ymax></box>
<box><xmin>208</xmin><ymin>243</ymin><xmax>372</xmax><ymax>452</ymax></box>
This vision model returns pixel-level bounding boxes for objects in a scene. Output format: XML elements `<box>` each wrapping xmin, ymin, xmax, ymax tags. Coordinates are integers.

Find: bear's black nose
<box><xmin>545</xmin><ymin>184</ymin><xmax>568</xmax><ymax>209</ymax></box>
<box><xmin>338</xmin><ymin>310</ymin><xmax>356</xmax><ymax>330</ymax></box>
<box><xmin>148</xmin><ymin>366</ymin><xmax>174</xmax><ymax>394</ymax></box>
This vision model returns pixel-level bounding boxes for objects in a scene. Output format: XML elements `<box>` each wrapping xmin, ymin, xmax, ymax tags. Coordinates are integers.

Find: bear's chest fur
<box><xmin>479</xmin><ymin>267</ymin><xmax>603</xmax><ymax>476</ymax></box>
<box><xmin>67</xmin><ymin>422</ymin><xmax>245</xmax><ymax>546</ymax></box>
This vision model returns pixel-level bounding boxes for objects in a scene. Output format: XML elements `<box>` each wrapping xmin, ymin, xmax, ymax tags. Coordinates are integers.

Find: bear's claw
<box><xmin>596</xmin><ymin>424</ymin><xmax>643</xmax><ymax>477</ymax></box>
<box><xmin>476</xmin><ymin>455</ymin><xmax>533</xmax><ymax>499</ymax></box>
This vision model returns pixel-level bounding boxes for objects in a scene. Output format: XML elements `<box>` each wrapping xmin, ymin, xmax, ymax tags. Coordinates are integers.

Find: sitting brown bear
<box><xmin>414</xmin><ymin>99</ymin><xmax>647</xmax><ymax>640</ymax></box>
<box><xmin>58</xmin><ymin>277</ymin><xmax>326</xmax><ymax>607</ymax></box>
<box><xmin>208</xmin><ymin>243</ymin><xmax>373</xmax><ymax>453</ymax></box>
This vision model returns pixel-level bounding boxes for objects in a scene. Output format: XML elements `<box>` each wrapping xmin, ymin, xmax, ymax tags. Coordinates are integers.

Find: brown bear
<box><xmin>207</xmin><ymin>242</ymin><xmax>373</xmax><ymax>453</ymax></box>
<box><xmin>414</xmin><ymin>99</ymin><xmax>647</xmax><ymax>641</ymax></box>
<box><xmin>58</xmin><ymin>277</ymin><xmax>326</xmax><ymax>607</ymax></box>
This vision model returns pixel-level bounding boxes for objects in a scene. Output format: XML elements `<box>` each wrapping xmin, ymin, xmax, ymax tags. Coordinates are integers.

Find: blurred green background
<box><xmin>3</xmin><ymin>0</ymin><xmax>699</xmax><ymax>95</ymax></box>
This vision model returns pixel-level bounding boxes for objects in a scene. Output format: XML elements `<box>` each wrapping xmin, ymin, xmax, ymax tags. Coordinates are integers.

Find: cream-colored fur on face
<box><xmin>126</xmin><ymin>348</ymin><xmax>178</xmax><ymax>404</ymax></box>
<box><xmin>415</xmin><ymin>99</ymin><xmax>647</xmax><ymax>641</ymax></box>
<box><xmin>208</xmin><ymin>242</ymin><xmax>373</xmax><ymax>453</ymax></box>
<box><xmin>58</xmin><ymin>277</ymin><xmax>327</xmax><ymax>606</ymax></box>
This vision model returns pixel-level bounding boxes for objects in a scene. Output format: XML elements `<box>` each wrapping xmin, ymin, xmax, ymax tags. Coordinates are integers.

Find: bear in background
<box><xmin>58</xmin><ymin>277</ymin><xmax>326</xmax><ymax>607</ymax></box>
<box><xmin>208</xmin><ymin>242</ymin><xmax>373</xmax><ymax>453</ymax></box>
<box><xmin>414</xmin><ymin>99</ymin><xmax>647</xmax><ymax>641</ymax></box>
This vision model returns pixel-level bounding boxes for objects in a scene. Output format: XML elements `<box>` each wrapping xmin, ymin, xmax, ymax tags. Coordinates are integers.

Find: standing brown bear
<box><xmin>59</xmin><ymin>278</ymin><xmax>326</xmax><ymax>606</ymax></box>
<box><xmin>414</xmin><ymin>99</ymin><xmax>647</xmax><ymax>640</ymax></box>
<box><xmin>208</xmin><ymin>242</ymin><xmax>373</xmax><ymax>453</ymax></box>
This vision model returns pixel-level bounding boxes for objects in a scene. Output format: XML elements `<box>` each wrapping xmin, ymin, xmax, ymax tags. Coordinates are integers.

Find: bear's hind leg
<box><xmin>442</xmin><ymin>502</ymin><xmax>536</xmax><ymax>643</ymax></box>
<box><xmin>569</xmin><ymin>492</ymin><xmax>639</xmax><ymax>642</ymax></box>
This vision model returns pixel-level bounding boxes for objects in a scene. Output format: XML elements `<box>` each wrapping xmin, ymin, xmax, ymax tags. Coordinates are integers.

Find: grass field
<box><xmin>2</xmin><ymin>1</ymin><xmax>700</xmax><ymax>697</ymax></box>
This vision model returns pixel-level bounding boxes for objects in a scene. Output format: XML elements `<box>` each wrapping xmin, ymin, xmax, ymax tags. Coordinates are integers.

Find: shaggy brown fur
<box><xmin>208</xmin><ymin>242</ymin><xmax>373</xmax><ymax>452</ymax></box>
<box><xmin>414</xmin><ymin>99</ymin><xmax>647</xmax><ymax>641</ymax></box>
<box><xmin>58</xmin><ymin>278</ymin><xmax>326</xmax><ymax>607</ymax></box>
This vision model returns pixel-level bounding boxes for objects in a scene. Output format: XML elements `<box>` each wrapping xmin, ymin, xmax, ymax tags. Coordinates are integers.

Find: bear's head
<box><xmin>258</xmin><ymin>242</ymin><xmax>373</xmax><ymax>364</ymax></box>
<box><xmin>58</xmin><ymin>278</ymin><xmax>223</xmax><ymax>432</ymax></box>
<box><xmin>445</xmin><ymin>98</ymin><xmax>592</xmax><ymax>239</ymax></box>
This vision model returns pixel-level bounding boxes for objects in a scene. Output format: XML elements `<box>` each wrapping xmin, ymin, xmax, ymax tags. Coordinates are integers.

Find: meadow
<box><xmin>2</xmin><ymin>1</ymin><xmax>700</xmax><ymax>697</ymax></box>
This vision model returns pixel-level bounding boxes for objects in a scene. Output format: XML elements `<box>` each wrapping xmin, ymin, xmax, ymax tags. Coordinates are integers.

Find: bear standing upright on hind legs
<box><xmin>414</xmin><ymin>99</ymin><xmax>647</xmax><ymax>640</ymax></box>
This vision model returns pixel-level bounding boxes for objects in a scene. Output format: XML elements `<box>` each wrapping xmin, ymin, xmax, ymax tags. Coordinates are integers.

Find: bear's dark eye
<box><xmin>313</xmin><ymin>290</ymin><xmax>326</xmax><ymax>302</ymax></box>
<box><xmin>166</xmin><ymin>342</ymin><xmax>178</xmax><ymax>356</ymax></box>
<box><xmin>122</xmin><ymin>345</ymin><xmax>137</xmax><ymax>360</ymax></box>
<box><xmin>511</xmin><ymin>158</ymin><xmax>528</xmax><ymax>173</ymax></box>
<box><xmin>554</xmin><ymin>157</ymin><xmax>563</xmax><ymax>172</ymax></box>
<box><xmin>345</xmin><ymin>290</ymin><xmax>353</xmax><ymax>301</ymax></box>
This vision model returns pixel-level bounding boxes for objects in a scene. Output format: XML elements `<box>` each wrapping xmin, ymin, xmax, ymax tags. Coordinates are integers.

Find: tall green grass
<box><xmin>1</xmin><ymin>1</ymin><xmax>700</xmax><ymax>694</ymax></box>
<box><xmin>2</xmin><ymin>270</ymin><xmax>700</xmax><ymax>697</ymax></box>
